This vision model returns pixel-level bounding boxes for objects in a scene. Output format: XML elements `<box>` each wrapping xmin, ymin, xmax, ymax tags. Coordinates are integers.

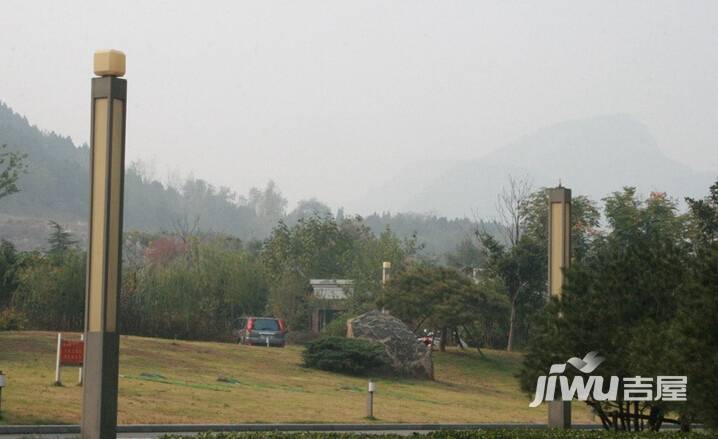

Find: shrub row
<box><xmin>302</xmin><ymin>336</ymin><xmax>389</xmax><ymax>375</ymax></box>
<box><xmin>162</xmin><ymin>430</ymin><xmax>706</xmax><ymax>439</ymax></box>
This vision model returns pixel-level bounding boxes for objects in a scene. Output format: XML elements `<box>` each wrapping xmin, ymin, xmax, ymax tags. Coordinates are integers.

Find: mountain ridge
<box><xmin>361</xmin><ymin>113</ymin><xmax>713</xmax><ymax>218</ymax></box>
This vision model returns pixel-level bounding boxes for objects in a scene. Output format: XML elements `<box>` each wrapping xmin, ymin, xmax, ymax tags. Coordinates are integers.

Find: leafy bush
<box><xmin>121</xmin><ymin>239</ymin><xmax>269</xmax><ymax>341</ymax></box>
<box><xmin>302</xmin><ymin>336</ymin><xmax>388</xmax><ymax>375</ymax></box>
<box><xmin>321</xmin><ymin>314</ymin><xmax>351</xmax><ymax>337</ymax></box>
<box><xmin>13</xmin><ymin>250</ymin><xmax>85</xmax><ymax>331</ymax></box>
<box><xmin>0</xmin><ymin>307</ymin><xmax>27</xmax><ymax>330</ymax></box>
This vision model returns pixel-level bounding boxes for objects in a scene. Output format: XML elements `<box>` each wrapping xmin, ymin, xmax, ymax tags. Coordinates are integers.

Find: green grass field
<box><xmin>0</xmin><ymin>331</ymin><xmax>594</xmax><ymax>425</ymax></box>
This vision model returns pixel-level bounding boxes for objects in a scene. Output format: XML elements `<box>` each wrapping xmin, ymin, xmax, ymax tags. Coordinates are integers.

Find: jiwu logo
<box><xmin>529</xmin><ymin>351</ymin><xmax>687</xmax><ymax>407</ymax></box>
<box><xmin>530</xmin><ymin>351</ymin><xmax>617</xmax><ymax>407</ymax></box>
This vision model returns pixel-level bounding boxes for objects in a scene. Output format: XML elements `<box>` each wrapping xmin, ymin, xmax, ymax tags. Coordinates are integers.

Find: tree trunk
<box><xmin>648</xmin><ymin>406</ymin><xmax>662</xmax><ymax>431</ymax></box>
<box><xmin>618</xmin><ymin>401</ymin><xmax>627</xmax><ymax>431</ymax></box>
<box><xmin>439</xmin><ymin>327</ymin><xmax>448</xmax><ymax>352</ymax></box>
<box><xmin>679</xmin><ymin>415</ymin><xmax>690</xmax><ymax>432</ymax></box>
<box><xmin>506</xmin><ymin>297</ymin><xmax>517</xmax><ymax>352</ymax></box>
<box><xmin>587</xmin><ymin>399</ymin><xmax>610</xmax><ymax>430</ymax></box>
<box><xmin>462</xmin><ymin>325</ymin><xmax>485</xmax><ymax>357</ymax></box>
<box><xmin>453</xmin><ymin>328</ymin><xmax>464</xmax><ymax>350</ymax></box>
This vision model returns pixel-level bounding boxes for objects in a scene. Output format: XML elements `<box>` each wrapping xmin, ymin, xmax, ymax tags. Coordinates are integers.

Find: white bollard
<box><xmin>78</xmin><ymin>333</ymin><xmax>84</xmax><ymax>386</ymax></box>
<box><xmin>54</xmin><ymin>333</ymin><xmax>62</xmax><ymax>386</ymax></box>
<box><xmin>0</xmin><ymin>370</ymin><xmax>6</xmax><ymax>413</ymax></box>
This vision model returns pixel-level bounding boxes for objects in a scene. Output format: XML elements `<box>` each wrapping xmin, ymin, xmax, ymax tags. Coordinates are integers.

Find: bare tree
<box><xmin>500</xmin><ymin>176</ymin><xmax>533</xmax><ymax>352</ymax></box>
<box><xmin>172</xmin><ymin>214</ymin><xmax>202</xmax><ymax>243</ymax></box>
<box><xmin>496</xmin><ymin>175</ymin><xmax>533</xmax><ymax>247</ymax></box>
<box><xmin>476</xmin><ymin>175</ymin><xmax>534</xmax><ymax>352</ymax></box>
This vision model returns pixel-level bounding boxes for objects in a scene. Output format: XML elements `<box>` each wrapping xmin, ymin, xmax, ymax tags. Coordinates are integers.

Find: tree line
<box><xmin>517</xmin><ymin>183</ymin><xmax>718</xmax><ymax>430</ymax></box>
<box><xmin>0</xmin><ymin>212</ymin><xmax>419</xmax><ymax>341</ymax></box>
<box><xmin>381</xmin><ymin>176</ymin><xmax>600</xmax><ymax>352</ymax></box>
<box><xmin>379</xmin><ymin>179</ymin><xmax>718</xmax><ymax>429</ymax></box>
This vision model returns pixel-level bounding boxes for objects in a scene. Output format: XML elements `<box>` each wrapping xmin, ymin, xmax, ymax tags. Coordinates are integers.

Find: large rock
<box><xmin>347</xmin><ymin>310</ymin><xmax>434</xmax><ymax>380</ymax></box>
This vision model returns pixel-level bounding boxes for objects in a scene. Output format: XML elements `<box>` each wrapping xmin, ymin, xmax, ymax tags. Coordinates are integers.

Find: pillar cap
<box><xmin>94</xmin><ymin>50</ymin><xmax>125</xmax><ymax>77</ymax></box>
<box><xmin>548</xmin><ymin>186</ymin><xmax>571</xmax><ymax>203</ymax></box>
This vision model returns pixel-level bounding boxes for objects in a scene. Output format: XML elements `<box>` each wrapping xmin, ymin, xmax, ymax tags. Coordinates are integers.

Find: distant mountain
<box><xmin>363</xmin><ymin>114</ymin><xmax>714</xmax><ymax>218</ymax></box>
<box><xmin>0</xmin><ymin>102</ymin><xmax>89</xmax><ymax>220</ymax></box>
<box><xmin>0</xmin><ymin>101</ymin><xmax>262</xmax><ymax>246</ymax></box>
<box><xmin>6</xmin><ymin>101</ymin><xmax>707</xmax><ymax>254</ymax></box>
<box><xmin>0</xmin><ymin>101</ymin><xmax>484</xmax><ymax>257</ymax></box>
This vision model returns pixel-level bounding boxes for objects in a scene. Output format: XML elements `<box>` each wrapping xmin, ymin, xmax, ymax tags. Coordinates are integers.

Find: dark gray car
<box><xmin>234</xmin><ymin>317</ymin><xmax>286</xmax><ymax>347</ymax></box>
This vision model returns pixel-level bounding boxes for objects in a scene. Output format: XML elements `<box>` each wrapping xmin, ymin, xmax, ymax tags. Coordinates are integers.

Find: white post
<box><xmin>366</xmin><ymin>380</ymin><xmax>376</xmax><ymax>418</ymax></box>
<box><xmin>54</xmin><ymin>333</ymin><xmax>62</xmax><ymax>386</ymax></box>
<box><xmin>78</xmin><ymin>333</ymin><xmax>84</xmax><ymax>385</ymax></box>
<box><xmin>0</xmin><ymin>370</ymin><xmax>5</xmax><ymax>414</ymax></box>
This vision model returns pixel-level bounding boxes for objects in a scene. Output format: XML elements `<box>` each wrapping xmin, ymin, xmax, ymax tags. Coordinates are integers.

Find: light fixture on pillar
<box><xmin>381</xmin><ymin>261</ymin><xmax>391</xmax><ymax>286</ymax></box>
<box><xmin>82</xmin><ymin>49</ymin><xmax>127</xmax><ymax>439</ymax></box>
<box><xmin>381</xmin><ymin>261</ymin><xmax>391</xmax><ymax>314</ymax></box>
<box><xmin>547</xmin><ymin>185</ymin><xmax>572</xmax><ymax>428</ymax></box>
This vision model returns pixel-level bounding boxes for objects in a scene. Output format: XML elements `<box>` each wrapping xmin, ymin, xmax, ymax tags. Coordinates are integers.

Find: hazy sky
<box><xmin>1</xmin><ymin>1</ymin><xmax>716</xmax><ymax>211</ymax></box>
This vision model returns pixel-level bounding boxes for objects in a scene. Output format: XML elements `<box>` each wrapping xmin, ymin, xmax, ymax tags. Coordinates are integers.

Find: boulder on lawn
<box><xmin>347</xmin><ymin>310</ymin><xmax>433</xmax><ymax>380</ymax></box>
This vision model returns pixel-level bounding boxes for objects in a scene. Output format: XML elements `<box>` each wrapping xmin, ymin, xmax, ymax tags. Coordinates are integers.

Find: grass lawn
<box><xmin>0</xmin><ymin>331</ymin><xmax>595</xmax><ymax>425</ymax></box>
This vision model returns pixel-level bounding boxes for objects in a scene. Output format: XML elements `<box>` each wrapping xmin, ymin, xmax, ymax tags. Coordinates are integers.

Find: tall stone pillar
<box><xmin>82</xmin><ymin>49</ymin><xmax>127</xmax><ymax>439</ymax></box>
<box><xmin>547</xmin><ymin>186</ymin><xmax>571</xmax><ymax>428</ymax></box>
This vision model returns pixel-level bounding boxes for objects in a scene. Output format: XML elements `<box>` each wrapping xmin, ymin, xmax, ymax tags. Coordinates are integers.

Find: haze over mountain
<box><xmin>2</xmin><ymin>2</ymin><xmax>717</xmax><ymax>212</ymax></box>
<box><xmin>0</xmin><ymin>101</ymin><xmax>491</xmax><ymax>255</ymax></box>
<box><xmin>3</xmin><ymin>96</ymin><xmax>712</xmax><ymax>230</ymax></box>
<box><xmin>355</xmin><ymin>114</ymin><xmax>714</xmax><ymax>218</ymax></box>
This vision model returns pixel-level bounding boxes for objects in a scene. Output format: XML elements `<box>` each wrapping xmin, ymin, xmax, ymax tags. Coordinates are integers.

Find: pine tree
<box><xmin>0</xmin><ymin>143</ymin><xmax>28</xmax><ymax>200</ymax></box>
<box><xmin>47</xmin><ymin>220</ymin><xmax>77</xmax><ymax>259</ymax></box>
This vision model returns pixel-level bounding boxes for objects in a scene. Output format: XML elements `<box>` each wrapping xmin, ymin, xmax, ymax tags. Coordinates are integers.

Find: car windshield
<box><xmin>253</xmin><ymin>319</ymin><xmax>280</xmax><ymax>331</ymax></box>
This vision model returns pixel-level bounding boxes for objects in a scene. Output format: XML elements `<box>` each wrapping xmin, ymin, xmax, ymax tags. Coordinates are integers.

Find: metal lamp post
<box><xmin>366</xmin><ymin>380</ymin><xmax>376</xmax><ymax>418</ymax></box>
<box><xmin>547</xmin><ymin>186</ymin><xmax>571</xmax><ymax>428</ymax></box>
<box><xmin>81</xmin><ymin>49</ymin><xmax>127</xmax><ymax>439</ymax></box>
<box><xmin>381</xmin><ymin>261</ymin><xmax>391</xmax><ymax>286</ymax></box>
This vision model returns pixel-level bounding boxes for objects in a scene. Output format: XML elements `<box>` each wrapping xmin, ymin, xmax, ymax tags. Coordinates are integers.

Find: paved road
<box><xmin>0</xmin><ymin>423</ymin><xmax>607</xmax><ymax>438</ymax></box>
<box><xmin>0</xmin><ymin>432</ymin><xmax>435</xmax><ymax>439</ymax></box>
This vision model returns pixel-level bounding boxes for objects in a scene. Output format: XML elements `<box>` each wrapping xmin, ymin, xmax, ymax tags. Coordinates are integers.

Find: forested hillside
<box><xmin>0</xmin><ymin>101</ymin><xmax>491</xmax><ymax>256</ymax></box>
<box><xmin>0</xmin><ymin>101</ymin><xmax>268</xmax><ymax>240</ymax></box>
<box><xmin>0</xmin><ymin>102</ymin><xmax>88</xmax><ymax>220</ymax></box>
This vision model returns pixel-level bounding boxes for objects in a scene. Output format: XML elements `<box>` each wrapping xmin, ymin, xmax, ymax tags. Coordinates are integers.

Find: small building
<box><xmin>309</xmin><ymin>279</ymin><xmax>352</xmax><ymax>333</ymax></box>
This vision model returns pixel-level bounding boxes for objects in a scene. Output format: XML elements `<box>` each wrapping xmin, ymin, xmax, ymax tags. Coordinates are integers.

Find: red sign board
<box><xmin>60</xmin><ymin>339</ymin><xmax>84</xmax><ymax>366</ymax></box>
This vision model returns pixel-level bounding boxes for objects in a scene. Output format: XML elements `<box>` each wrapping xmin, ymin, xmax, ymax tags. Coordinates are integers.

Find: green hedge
<box><xmin>161</xmin><ymin>430</ymin><xmax>706</xmax><ymax>439</ymax></box>
<box><xmin>302</xmin><ymin>336</ymin><xmax>388</xmax><ymax>375</ymax></box>
<box><xmin>321</xmin><ymin>314</ymin><xmax>352</xmax><ymax>337</ymax></box>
